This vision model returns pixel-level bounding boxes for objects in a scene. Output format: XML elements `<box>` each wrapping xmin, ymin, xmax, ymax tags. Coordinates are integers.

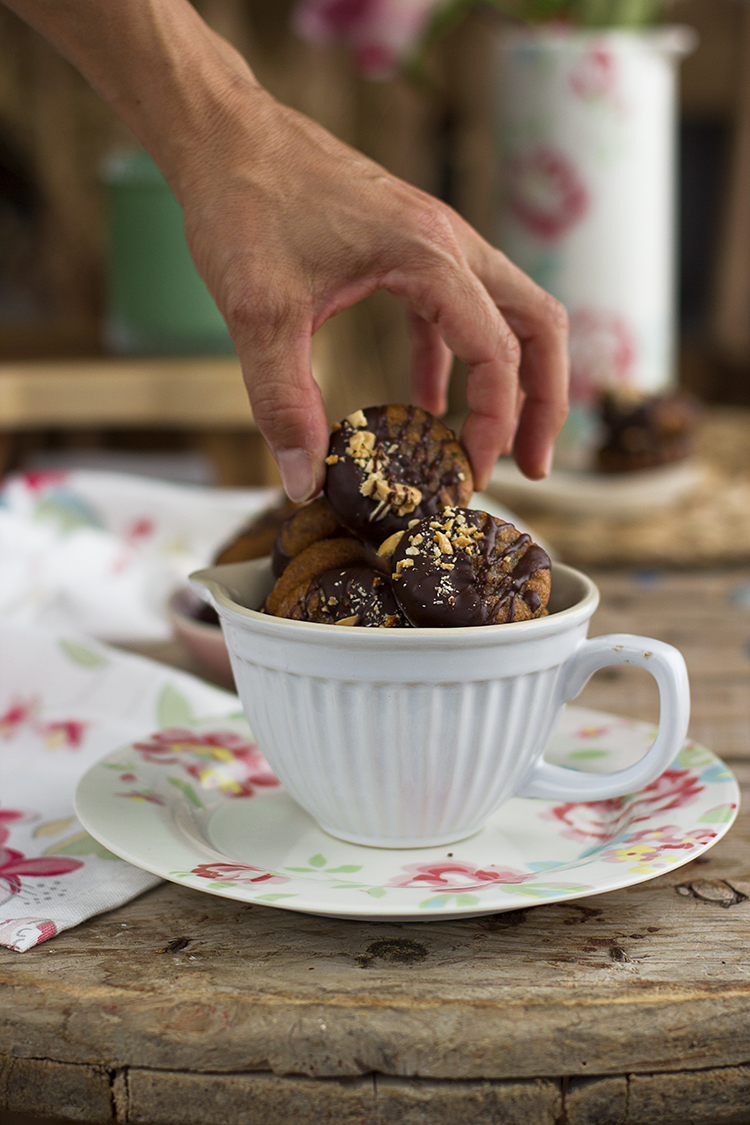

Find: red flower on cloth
<box><xmin>0</xmin><ymin>809</ymin><xmax>26</xmax><ymax>831</ymax></box>
<box><xmin>0</xmin><ymin>698</ymin><xmax>38</xmax><ymax>739</ymax></box>
<box><xmin>1</xmin><ymin>813</ymin><xmax>84</xmax><ymax>903</ymax></box>
<box><xmin>569</xmin><ymin>307</ymin><xmax>637</xmax><ymax>404</ymax></box>
<box><xmin>387</xmin><ymin>860</ymin><xmax>531</xmax><ymax>892</ymax></box>
<box><xmin>292</xmin><ymin>0</ymin><xmax>439</xmax><ymax>78</ymax></box>
<box><xmin>0</xmin><ymin>842</ymin><xmax>83</xmax><ymax>901</ymax></box>
<box><xmin>36</xmin><ymin>720</ymin><xmax>88</xmax><ymax>751</ymax></box>
<box><xmin>546</xmin><ymin>768</ymin><xmax>705</xmax><ymax>844</ymax></box>
<box><xmin>506</xmin><ymin>145</ymin><xmax>589</xmax><ymax>240</ymax></box>
<box><xmin>0</xmin><ymin>916</ymin><xmax>58</xmax><ymax>951</ymax></box>
<box><xmin>189</xmin><ymin>862</ymin><xmax>289</xmax><ymax>886</ymax></box>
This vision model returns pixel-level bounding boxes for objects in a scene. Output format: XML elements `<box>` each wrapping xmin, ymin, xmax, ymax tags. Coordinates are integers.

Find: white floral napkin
<box><xmin>0</xmin><ymin>623</ymin><xmax>239</xmax><ymax>951</ymax></box>
<box><xmin>0</xmin><ymin>470</ymin><xmax>280</xmax><ymax>642</ymax></box>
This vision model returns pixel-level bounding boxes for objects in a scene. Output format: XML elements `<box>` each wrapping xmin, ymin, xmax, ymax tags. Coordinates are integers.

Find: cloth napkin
<box><xmin>0</xmin><ymin>623</ymin><xmax>239</xmax><ymax>952</ymax></box>
<box><xmin>0</xmin><ymin>470</ymin><xmax>280</xmax><ymax>643</ymax></box>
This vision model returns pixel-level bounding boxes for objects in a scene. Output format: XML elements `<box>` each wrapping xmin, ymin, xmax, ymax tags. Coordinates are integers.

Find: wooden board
<box><xmin>0</xmin><ymin>798</ymin><xmax>748</xmax><ymax>1124</ymax></box>
<box><xmin>3</xmin><ymin>563</ymin><xmax>750</xmax><ymax>1123</ymax></box>
<box><xmin>490</xmin><ymin>409</ymin><xmax>750</xmax><ymax>570</ymax></box>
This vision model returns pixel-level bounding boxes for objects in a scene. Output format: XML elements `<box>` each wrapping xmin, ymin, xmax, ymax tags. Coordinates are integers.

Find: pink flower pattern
<box><xmin>569</xmin><ymin>45</ymin><xmax>617</xmax><ymax>100</ymax></box>
<box><xmin>506</xmin><ymin>145</ymin><xmax>589</xmax><ymax>240</ymax></box>
<box><xmin>546</xmin><ymin>768</ymin><xmax>705</xmax><ymax>844</ymax></box>
<box><xmin>386</xmin><ymin>860</ymin><xmax>532</xmax><ymax>893</ymax></box>
<box><xmin>568</xmin><ymin>307</ymin><xmax>637</xmax><ymax>404</ymax></box>
<box><xmin>0</xmin><ymin>698</ymin><xmax>38</xmax><ymax>739</ymax></box>
<box><xmin>292</xmin><ymin>0</ymin><xmax>440</xmax><ymax>78</ymax></box>
<box><xmin>0</xmin><ymin>814</ymin><xmax>83</xmax><ymax>901</ymax></box>
<box><xmin>599</xmin><ymin>825</ymin><xmax>718</xmax><ymax>873</ymax></box>
<box><xmin>36</xmin><ymin>720</ymin><xmax>88</xmax><ymax>750</ymax></box>
<box><xmin>133</xmin><ymin>727</ymin><xmax>279</xmax><ymax>798</ymax></box>
<box><xmin>190</xmin><ymin>862</ymin><xmax>290</xmax><ymax>887</ymax></box>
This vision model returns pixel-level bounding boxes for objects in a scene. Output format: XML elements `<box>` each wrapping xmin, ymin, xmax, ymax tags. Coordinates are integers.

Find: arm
<box><xmin>5</xmin><ymin>0</ymin><xmax>569</xmax><ymax>500</ymax></box>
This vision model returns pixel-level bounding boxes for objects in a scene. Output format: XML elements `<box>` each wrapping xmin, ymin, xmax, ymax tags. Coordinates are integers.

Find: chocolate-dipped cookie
<box><xmin>264</xmin><ymin>537</ymin><xmax>375</xmax><ymax>617</ymax></box>
<box><xmin>389</xmin><ymin>508</ymin><xmax>551</xmax><ymax>628</ymax></box>
<box><xmin>214</xmin><ymin>495</ymin><xmax>300</xmax><ymax>565</ymax></box>
<box><xmin>271</xmin><ymin>496</ymin><xmax>350</xmax><ymax>577</ymax></box>
<box><xmin>274</xmin><ymin>566</ymin><xmax>410</xmax><ymax>627</ymax></box>
<box><xmin>324</xmin><ymin>405</ymin><xmax>473</xmax><ymax>546</ymax></box>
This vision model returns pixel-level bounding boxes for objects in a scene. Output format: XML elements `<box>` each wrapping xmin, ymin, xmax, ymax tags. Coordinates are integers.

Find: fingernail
<box><xmin>277</xmin><ymin>448</ymin><xmax>317</xmax><ymax>503</ymax></box>
<box><xmin>540</xmin><ymin>448</ymin><xmax>554</xmax><ymax>478</ymax></box>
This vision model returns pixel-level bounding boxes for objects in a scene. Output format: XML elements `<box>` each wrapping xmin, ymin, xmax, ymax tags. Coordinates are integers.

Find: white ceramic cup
<box><xmin>191</xmin><ymin>559</ymin><xmax>690</xmax><ymax>849</ymax></box>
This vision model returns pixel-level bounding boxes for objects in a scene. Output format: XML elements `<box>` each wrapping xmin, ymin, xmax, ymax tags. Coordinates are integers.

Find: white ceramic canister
<box><xmin>494</xmin><ymin>26</ymin><xmax>695</xmax><ymax>464</ymax></box>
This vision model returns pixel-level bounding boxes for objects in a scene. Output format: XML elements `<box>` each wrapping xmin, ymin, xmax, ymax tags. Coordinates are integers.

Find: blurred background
<box><xmin>0</xmin><ymin>0</ymin><xmax>748</xmax><ymax>488</ymax></box>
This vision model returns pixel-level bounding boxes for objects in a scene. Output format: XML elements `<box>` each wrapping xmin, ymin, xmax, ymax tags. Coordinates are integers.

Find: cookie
<box><xmin>324</xmin><ymin>405</ymin><xmax>473</xmax><ymax>546</ymax></box>
<box><xmin>274</xmin><ymin>566</ymin><xmax>410</xmax><ymax>627</ymax></box>
<box><xmin>271</xmin><ymin>496</ymin><xmax>350</xmax><ymax>577</ymax></box>
<box><xmin>595</xmin><ymin>389</ymin><xmax>699</xmax><ymax>473</ymax></box>
<box><xmin>264</xmin><ymin>537</ymin><xmax>375</xmax><ymax>617</ymax></box>
<box><xmin>214</xmin><ymin>495</ymin><xmax>300</xmax><ymax>565</ymax></box>
<box><xmin>388</xmin><ymin>507</ymin><xmax>551</xmax><ymax>627</ymax></box>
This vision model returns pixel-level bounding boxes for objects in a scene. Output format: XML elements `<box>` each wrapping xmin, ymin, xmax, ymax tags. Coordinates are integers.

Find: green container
<box><xmin>103</xmin><ymin>148</ymin><xmax>234</xmax><ymax>356</ymax></box>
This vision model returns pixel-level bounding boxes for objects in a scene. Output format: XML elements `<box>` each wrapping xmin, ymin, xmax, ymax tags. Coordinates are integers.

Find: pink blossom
<box><xmin>127</xmin><ymin>517</ymin><xmax>155</xmax><ymax>542</ymax></box>
<box><xmin>133</xmin><ymin>728</ymin><xmax>278</xmax><ymax>796</ymax></box>
<box><xmin>569</xmin><ymin>307</ymin><xmax>636</xmax><ymax>404</ymax></box>
<box><xmin>37</xmin><ymin>720</ymin><xmax>88</xmax><ymax>751</ymax></box>
<box><xmin>19</xmin><ymin>470</ymin><xmax>68</xmax><ymax>492</ymax></box>
<box><xmin>0</xmin><ymin>844</ymin><xmax>83</xmax><ymax>898</ymax></box>
<box><xmin>569</xmin><ymin>46</ymin><xmax>616</xmax><ymax>100</ymax></box>
<box><xmin>387</xmin><ymin>860</ymin><xmax>531</xmax><ymax>892</ymax></box>
<box><xmin>0</xmin><ymin>916</ymin><xmax>57</xmax><ymax>950</ymax></box>
<box><xmin>506</xmin><ymin>144</ymin><xmax>589</xmax><ymax>240</ymax></box>
<box><xmin>0</xmin><ymin>809</ymin><xmax>26</xmax><ymax>833</ymax></box>
<box><xmin>292</xmin><ymin>0</ymin><xmax>441</xmax><ymax>78</ymax></box>
<box><xmin>546</xmin><ymin>768</ymin><xmax>705</xmax><ymax>844</ymax></box>
<box><xmin>600</xmin><ymin>825</ymin><xmax>717</xmax><ymax>865</ymax></box>
<box><xmin>190</xmin><ymin>862</ymin><xmax>290</xmax><ymax>886</ymax></box>
<box><xmin>0</xmin><ymin>698</ymin><xmax>38</xmax><ymax>739</ymax></box>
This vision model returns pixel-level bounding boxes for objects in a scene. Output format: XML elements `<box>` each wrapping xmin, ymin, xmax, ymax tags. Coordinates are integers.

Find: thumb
<box><xmin>229</xmin><ymin>300</ymin><xmax>330</xmax><ymax>503</ymax></box>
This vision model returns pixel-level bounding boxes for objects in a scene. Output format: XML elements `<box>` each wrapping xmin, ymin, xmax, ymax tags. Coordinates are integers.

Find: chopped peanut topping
<box><xmin>435</xmin><ymin>530</ymin><xmax>453</xmax><ymax>554</ymax></box>
<box><xmin>377</xmin><ymin>530</ymin><xmax>405</xmax><ymax>558</ymax></box>
<box><xmin>346</xmin><ymin>409</ymin><xmax>368</xmax><ymax>429</ymax></box>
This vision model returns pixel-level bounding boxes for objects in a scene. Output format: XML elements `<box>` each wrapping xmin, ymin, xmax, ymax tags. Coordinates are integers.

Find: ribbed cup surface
<box><xmin>230</xmin><ymin>655</ymin><xmax>561</xmax><ymax>846</ymax></box>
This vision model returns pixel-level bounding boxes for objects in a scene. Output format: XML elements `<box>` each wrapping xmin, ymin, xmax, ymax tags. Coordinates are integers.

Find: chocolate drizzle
<box><xmin>324</xmin><ymin>405</ymin><xmax>473</xmax><ymax>545</ymax></box>
<box><xmin>302</xmin><ymin>567</ymin><xmax>409</xmax><ymax>627</ymax></box>
<box><xmin>390</xmin><ymin>508</ymin><xmax>551</xmax><ymax>628</ymax></box>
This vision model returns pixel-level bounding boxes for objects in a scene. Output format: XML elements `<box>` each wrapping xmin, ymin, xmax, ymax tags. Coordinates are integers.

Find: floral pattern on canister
<box><xmin>506</xmin><ymin>145</ymin><xmax>589</xmax><ymax>241</ymax></box>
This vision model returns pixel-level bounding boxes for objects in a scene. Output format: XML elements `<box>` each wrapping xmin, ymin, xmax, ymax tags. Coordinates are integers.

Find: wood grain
<box><xmin>3</xmin><ymin>560</ymin><xmax>750</xmax><ymax>1121</ymax></box>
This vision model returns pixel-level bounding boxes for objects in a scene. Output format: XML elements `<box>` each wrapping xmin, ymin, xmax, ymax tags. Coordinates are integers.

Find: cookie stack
<box><xmin>264</xmin><ymin>405</ymin><xmax>551</xmax><ymax>628</ymax></box>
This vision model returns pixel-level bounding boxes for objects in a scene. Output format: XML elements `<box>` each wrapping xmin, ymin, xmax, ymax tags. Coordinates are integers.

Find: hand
<box><xmin>176</xmin><ymin>84</ymin><xmax>570</xmax><ymax>501</ymax></box>
<box><xmin>3</xmin><ymin>0</ymin><xmax>568</xmax><ymax>500</ymax></box>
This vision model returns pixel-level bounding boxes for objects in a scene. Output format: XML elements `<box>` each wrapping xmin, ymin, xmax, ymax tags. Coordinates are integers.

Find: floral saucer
<box><xmin>75</xmin><ymin>706</ymin><xmax>739</xmax><ymax>921</ymax></box>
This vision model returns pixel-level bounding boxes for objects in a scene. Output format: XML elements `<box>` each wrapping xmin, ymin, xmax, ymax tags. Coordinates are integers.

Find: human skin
<box><xmin>5</xmin><ymin>0</ymin><xmax>569</xmax><ymax>501</ymax></box>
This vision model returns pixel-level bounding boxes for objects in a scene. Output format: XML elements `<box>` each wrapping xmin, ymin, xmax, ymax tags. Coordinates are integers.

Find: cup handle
<box><xmin>517</xmin><ymin>634</ymin><xmax>691</xmax><ymax>802</ymax></box>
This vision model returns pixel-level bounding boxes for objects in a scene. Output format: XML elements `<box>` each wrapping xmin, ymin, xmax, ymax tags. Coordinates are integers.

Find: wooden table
<box><xmin>1</xmin><ymin>568</ymin><xmax>749</xmax><ymax>1125</ymax></box>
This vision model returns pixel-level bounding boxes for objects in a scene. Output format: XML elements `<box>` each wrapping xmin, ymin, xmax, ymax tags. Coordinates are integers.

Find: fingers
<box><xmin>385</xmin><ymin>257</ymin><xmax>524</xmax><ymax>491</ymax></box>
<box><xmin>408</xmin><ymin>312</ymin><xmax>453</xmax><ymax>417</ymax></box>
<box><xmin>461</xmin><ymin>233</ymin><xmax>570</xmax><ymax>479</ymax></box>
<box><xmin>224</xmin><ymin>288</ymin><xmax>330</xmax><ymax>502</ymax></box>
<box><xmin>385</xmin><ymin>200</ymin><xmax>568</xmax><ymax>488</ymax></box>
